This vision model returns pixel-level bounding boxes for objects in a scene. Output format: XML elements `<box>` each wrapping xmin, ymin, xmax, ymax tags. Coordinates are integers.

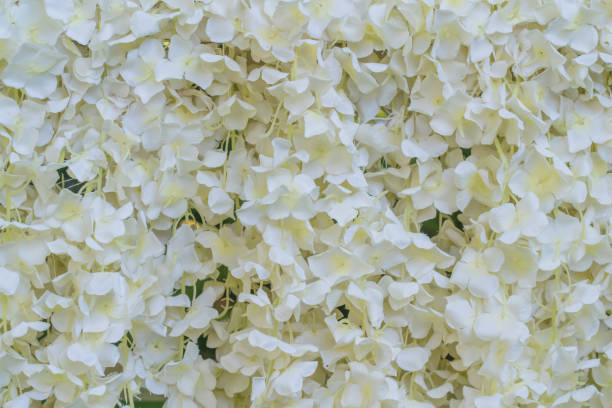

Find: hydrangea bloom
<box><xmin>0</xmin><ymin>0</ymin><xmax>611</xmax><ymax>407</ymax></box>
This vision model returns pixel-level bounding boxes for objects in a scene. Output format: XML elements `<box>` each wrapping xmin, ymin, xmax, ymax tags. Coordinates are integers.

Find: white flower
<box><xmin>41</xmin><ymin>190</ymin><xmax>94</xmax><ymax>242</ymax></box>
<box><xmin>161</xmin><ymin>342</ymin><xmax>217</xmax><ymax>407</ymax></box>
<box><xmin>508</xmin><ymin>151</ymin><xmax>569</xmax><ymax>212</ymax></box>
<box><xmin>298</xmin><ymin>0</ymin><xmax>350</xmax><ymax>38</ymax></box>
<box><xmin>217</xmin><ymin>95</ymin><xmax>257</xmax><ymax>131</ymax></box>
<box><xmin>335</xmin><ymin>362</ymin><xmax>391</xmax><ymax>408</ymax></box>
<box><xmin>120</xmin><ymin>39</ymin><xmax>166</xmax><ymax>103</ymax></box>
<box><xmin>445</xmin><ymin>294</ymin><xmax>476</xmax><ymax>333</ymax></box>
<box><xmin>122</xmin><ymin>93</ymin><xmax>167</xmax><ymax>151</ymax></box>
<box><xmin>451</xmin><ymin>247</ymin><xmax>504</xmax><ymax>298</ymax></box>
<box><xmin>556</xmin><ymin>99</ymin><xmax>611</xmax><ymax>154</ymax></box>
<box><xmin>14</xmin><ymin>0</ymin><xmax>63</xmax><ymax>46</ymax></box>
<box><xmin>0</xmin><ymin>97</ymin><xmax>47</xmax><ymax>156</ymax></box>
<box><xmin>497</xmin><ymin>244</ymin><xmax>539</xmax><ymax>288</ymax></box>
<box><xmin>66</xmin><ymin>337</ymin><xmax>120</xmax><ymax>376</ymax></box>
<box><xmin>545</xmin><ymin>7</ymin><xmax>598</xmax><ymax>53</ymax></box>
<box><xmin>346</xmin><ymin>281</ymin><xmax>384</xmax><ymax>328</ymax></box>
<box><xmin>154</xmin><ymin>35</ymin><xmax>214</xmax><ymax>90</ymax></box>
<box><xmin>169</xmin><ymin>282</ymin><xmax>222</xmax><ymax>337</ymax></box>
<box><xmin>1</xmin><ymin>43</ymin><xmax>67</xmax><ymax>98</ymax></box>
<box><xmin>536</xmin><ymin>212</ymin><xmax>582</xmax><ymax>271</ymax></box>
<box><xmin>142</xmin><ymin>173</ymin><xmax>198</xmax><ymax>219</ymax></box>
<box><xmin>308</xmin><ymin>247</ymin><xmax>375</xmax><ymax>286</ymax></box>
<box><xmin>486</xmin><ymin>193</ymin><xmax>548</xmax><ymax>244</ymax></box>
<box><xmin>269</xmin><ymin>78</ymin><xmax>315</xmax><ymax>116</ymax></box>
<box><xmin>4</xmin><ymin>1</ymin><xmax>612</xmax><ymax>406</ymax></box>
<box><xmin>90</xmin><ymin>198</ymin><xmax>133</xmax><ymax>244</ymax></box>
<box><xmin>270</xmin><ymin>360</ymin><xmax>318</xmax><ymax>397</ymax></box>
<box><xmin>385</xmin><ymin>279</ymin><xmax>419</xmax><ymax>311</ymax></box>
<box><xmin>431</xmin><ymin>10</ymin><xmax>470</xmax><ymax>60</ymax></box>
<box><xmin>473</xmin><ymin>294</ymin><xmax>531</xmax><ymax>343</ymax></box>
<box><xmin>515</xmin><ymin>30</ymin><xmax>566</xmax><ymax>79</ymax></box>
<box><xmin>429</xmin><ymin>92</ymin><xmax>481</xmax><ymax>147</ymax></box>
<box><xmin>454</xmin><ymin>160</ymin><xmax>502</xmax><ymax>210</ymax></box>
<box><xmin>196</xmin><ymin>226</ymin><xmax>247</xmax><ymax>269</ymax></box>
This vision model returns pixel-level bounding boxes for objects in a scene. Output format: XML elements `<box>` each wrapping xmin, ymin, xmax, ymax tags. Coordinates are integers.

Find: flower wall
<box><xmin>0</xmin><ymin>0</ymin><xmax>611</xmax><ymax>407</ymax></box>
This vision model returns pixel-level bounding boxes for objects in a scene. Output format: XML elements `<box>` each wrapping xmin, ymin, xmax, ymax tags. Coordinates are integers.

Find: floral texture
<box><xmin>0</xmin><ymin>0</ymin><xmax>611</xmax><ymax>407</ymax></box>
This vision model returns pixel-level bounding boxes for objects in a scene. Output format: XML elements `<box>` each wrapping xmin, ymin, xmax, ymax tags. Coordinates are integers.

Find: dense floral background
<box><xmin>0</xmin><ymin>0</ymin><xmax>611</xmax><ymax>407</ymax></box>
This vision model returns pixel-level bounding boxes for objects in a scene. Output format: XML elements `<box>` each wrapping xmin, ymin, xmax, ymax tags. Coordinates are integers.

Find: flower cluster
<box><xmin>1</xmin><ymin>0</ymin><xmax>611</xmax><ymax>407</ymax></box>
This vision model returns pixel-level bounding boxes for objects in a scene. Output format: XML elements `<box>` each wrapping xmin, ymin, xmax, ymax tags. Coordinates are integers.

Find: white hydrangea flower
<box><xmin>119</xmin><ymin>39</ymin><xmax>166</xmax><ymax>103</ymax></box>
<box><xmin>485</xmin><ymin>192</ymin><xmax>548</xmax><ymax>244</ymax></box>
<box><xmin>1</xmin><ymin>0</ymin><xmax>611</xmax><ymax>406</ymax></box>
<box><xmin>1</xmin><ymin>43</ymin><xmax>67</xmax><ymax>98</ymax></box>
<box><xmin>451</xmin><ymin>247</ymin><xmax>504</xmax><ymax>298</ymax></box>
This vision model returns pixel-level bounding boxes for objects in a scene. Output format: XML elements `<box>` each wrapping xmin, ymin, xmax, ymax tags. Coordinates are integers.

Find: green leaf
<box><xmin>450</xmin><ymin>211</ymin><xmax>464</xmax><ymax>231</ymax></box>
<box><xmin>56</xmin><ymin>167</ymin><xmax>86</xmax><ymax>195</ymax></box>
<box><xmin>197</xmin><ymin>334</ymin><xmax>217</xmax><ymax>360</ymax></box>
<box><xmin>420</xmin><ymin>212</ymin><xmax>440</xmax><ymax>238</ymax></box>
<box><xmin>216</xmin><ymin>265</ymin><xmax>229</xmax><ymax>282</ymax></box>
<box><xmin>134</xmin><ymin>402</ymin><xmax>165</xmax><ymax>408</ymax></box>
<box><xmin>184</xmin><ymin>278</ymin><xmax>210</xmax><ymax>301</ymax></box>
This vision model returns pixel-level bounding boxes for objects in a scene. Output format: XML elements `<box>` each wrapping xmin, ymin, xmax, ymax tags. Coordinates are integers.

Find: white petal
<box><xmin>185</xmin><ymin>67</ymin><xmax>213</xmax><ymax>90</ymax></box>
<box><xmin>17</xmin><ymin>240</ymin><xmax>48</xmax><ymax>265</ymax></box>
<box><xmin>85</xmin><ymin>273</ymin><xmax>117</xmax><ymax>296</ymax></box>
<box><xmin>427</xmin><ymin>383</ymin><xmax>453</xmax><ymax>399</ymax></box>
<box><xmin>570</xmin><ymin>25</ymin><xmax>598</xmax><ymax>53</ymax></box>
<box><xmin>66</xmin><ymin>20</ymin><xmax>95</xmax><ymax>45</ymax></box>
<box><xmin>302</xmin><ymin>280</ymin><xmax>330</xmax><ymax>305</ymax></box>
<box><xmin>116</xmin><ymin>202</ymin><xmax>133</xmax><ymax>219</ymax></box>
<box><xmin>203</xmin><ymin>151</ymin><xmax>226</xmax><ymax>168</ymax></box>
<box><xmin>454</xmin><ymin>161</ymin><xmax>477</xmax><ymax>185</ymax></box>
<box><xmin>401</xmin><ymin>139</ymin><xmax>429</xmax><ymax>161</ymax></box>
<box><xmin>44</xmin><ymin>0</ymin><xmax>74</xmax><ymax>22</ymax></box>
<box><xmin>261</xmin><ymin>67</ymin><xmax>288</xmax><ymax>84</ymax></box>
<box><xmin>82</xmin><ymin>314</ymin><xmax>110</xmax><ymax>333</ymax></box>
<box><xmin>304</xmin><ymin>111</ymin><xmax>328</xmax><ymax>138</ymax></box>
<box><xmin>383</xmin><ymin>223</ymin><xmax>412</xmax><ymax>249</ymax></box>
<box><xmin>0</xmin><ymin>267</ymin><xmax>19</xmax><ymax>295</ymax></box>
<box><xmin>469</xmin><ymin>274</ymin><xmax>499</xmax><ymax>298</ymax></box>
<box><xmin>445</xmin><ymin>297</ymin><xmax>473</xmax><ymax>330</ymax></box>
<box><xmin>474</xmin><ymin>314</ymin><xmax>502</xmax><ymax>340</ymax></box>
<box><xmin>130</xmin><ymin>11</ymin><xmax>160</xmax><ymax>38</ymax></box>
<box><xmin>567</xmin><ymin>128</ymin><xmax>591</xmax><ymax>153</ymax></box>
<box><xmin>190</xmin><ymin>307</ymin><xmax>218</xmax><ymax>329</ymax></box>
<box><xmin>0</xmin><ymin>96</ymin><xmax>19</xmax><ymax>128</ymax></box>
<box><xmin>273</xmin><ymin>361</ymin><xmax>317</xmax><ymax>396</ymax></box>
<box><xmin>293</xmin><ymin>174</ymin><xmax>316</xmax><ymax>194</ymax></box>
<box><xmin>95</xmin><ymin>218</ymin><xmax>125</xmax><ymax>244</ymax></box>
<box><xmin>396</xmin><ymin>347</ymin><xmax>430</xmax><ymax>371</ymax></box>
<box><xmin>483</xmin><ymin>247</ymin><xmax>504</xmax><ymax>272</ymax></box>
<box><xmin>154</xmin><ymin>60</ymin><xmax>184</xmax><ymax>82</ymax></box>
<box><xmin>475</xmin><ymin>394</ymin><xmax>503</xmax><ymax>408</ymax></box>
<box><xmin>470</xmin><ymin>37</ymin><xmax>492</xmax><ymax>62</ymax></box>
<box><xmin>387</xmin><ymin>281</ymin><xmax>419</xmax><ymax>300</ymax></box>
<box><xmin>206</xmin><ymin>16</ymin><xmax>235</xmax><ymax>42</ymax></box>
<box><xmin>196</xmin><ymin>171</ymin><xmax>221</xmax><ymax>187</ymax></box>
<box><xmin>573</xmin><ymin>283</ymin><xmax>600</xmax><ymax>305</ymax></box>
<box><xmin>340</xmin><ymin>383</ymin><xmax>363</xmax><ymax>407</ymax></box>
<box><xmin>572</xmin><ymin>385</ymin><xmax>599</xmax><ymax>402</ymax></box>
<box><xmin>430</xmin><ymin>109</ymin><xmax>455</xmax><ymax>136</ymax></box>
<box><xmin>67</xmin><ymin>344</ymin><xmax>97</xmax><ymax>366</ymax></box>
<box><xmin>208</xmin><ymin>187</ymin><xmax>234</xmax><ymax>214</ymax></box>
<box><xmin>25</xmin><ymin>74</ymin><xmax>58</xmax><ymax>99</ymax></box>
